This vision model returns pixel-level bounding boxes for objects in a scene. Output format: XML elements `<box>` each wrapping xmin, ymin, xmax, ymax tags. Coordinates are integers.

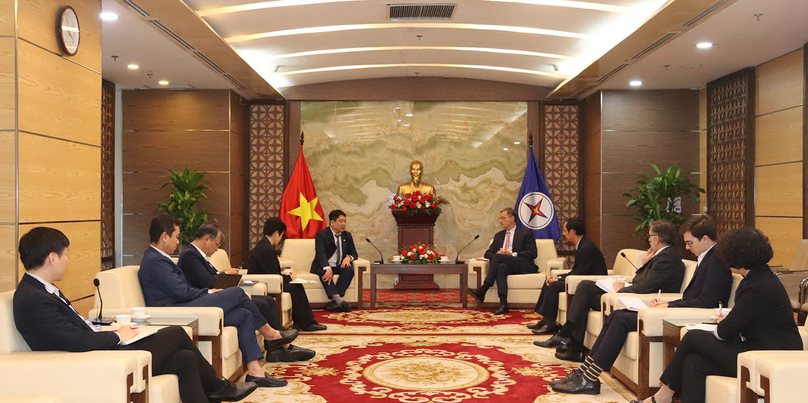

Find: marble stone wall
<box><xmin>301</xmin><ymin>101</ymin><xmax>528</xmax><ymax>282</ymax></box>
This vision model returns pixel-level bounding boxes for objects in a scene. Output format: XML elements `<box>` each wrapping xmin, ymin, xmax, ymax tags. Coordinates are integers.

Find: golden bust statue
<box><xmin>397</xmin><ymin>160</ymin><xmax>435</xmax><ymax>195</ymax></box>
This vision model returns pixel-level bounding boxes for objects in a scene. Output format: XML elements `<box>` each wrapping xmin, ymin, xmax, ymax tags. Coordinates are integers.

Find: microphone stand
<box><xmin>365</xmin><ymin>238</ymin><xmax>385</xmax><ymax>264</ymax></box>
<box><xmin>455</xmin><ymin>235</ymin><xmax>480</xmax><ymax>264</ymax></box>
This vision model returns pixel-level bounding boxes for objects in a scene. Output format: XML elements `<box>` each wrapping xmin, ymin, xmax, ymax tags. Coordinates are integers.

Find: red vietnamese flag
<box><xmin>279</xmin><ymin>146</ymin><xmax>326</xmax><ymax>238</ymax></box>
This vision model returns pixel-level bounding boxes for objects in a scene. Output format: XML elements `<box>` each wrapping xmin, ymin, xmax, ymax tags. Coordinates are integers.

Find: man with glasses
<box><xmin>551</xmin><ymin>215</ymin><xmax>731</xmax><ymax>395</ymax></box>
<box><xmin>535</xmin><ymin>220</ymin><xmax>685</xmax><ymax>378</ymax></box>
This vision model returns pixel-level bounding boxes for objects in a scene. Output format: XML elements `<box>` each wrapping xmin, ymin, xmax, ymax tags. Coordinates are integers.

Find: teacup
<box><xmin>392</xmin><ymin>255</ymin><xmax>402</xmax><ymax>262</ymax></box>
<box><xmin>115</xmin><ymin>314</ymin><xmax>132</xmax><ymax>324</ymax></box>
<box><xmin>439</xmin><ymin>256</ymin><xmax>449</xmax><ymax>262</ymax></box>
<box><xmin>131</xmin><ymin>307</ymin><xmax>146</xmax><ymax>317</ymax></box>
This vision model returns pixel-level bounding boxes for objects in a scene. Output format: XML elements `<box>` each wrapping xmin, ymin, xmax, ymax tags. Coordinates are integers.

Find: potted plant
<box><xmin>623</xmin><ymin>164</ymin><xmax>704</xmax><ymax>235</ymax></box>
<box><xmin>157</xmin><ymin>168</ymin><xmax>211</xmax><ymax>248</ymax></box>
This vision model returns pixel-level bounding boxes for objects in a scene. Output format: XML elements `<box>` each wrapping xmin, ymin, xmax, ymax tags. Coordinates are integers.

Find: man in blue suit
<box><xmin>310</xmin><ymin>210</ymin><xmax>357</xmax><ymax>312</ymax></box>
<box><xmin>138</xmin><ymin>214</ymin><xmax>295</xmax><ymax>388</ymax></box>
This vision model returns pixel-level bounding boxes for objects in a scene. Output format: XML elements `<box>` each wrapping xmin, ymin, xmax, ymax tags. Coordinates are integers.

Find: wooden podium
<box><xmin>391</xmin><ymin>209</ymin><xmax>441</xmax><ymax>291</ymax></box>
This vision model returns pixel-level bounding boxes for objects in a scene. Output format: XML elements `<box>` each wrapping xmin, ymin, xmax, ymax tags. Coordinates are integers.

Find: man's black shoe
<box><xmin>245</xmin><ymin>372</ymin><xmax>288</xmax><ymax>388</ymax></box>
<box><xmin>526</xmin><ymin>321</ymin><xmax>544</xmax><ymax>330</ymax></box>
<box><xmin>533</xmin><ymin>333</ymin><xmax>570</xmax><ymax>349</ymax></box>
<box><xmin>207</xmin><ymin>380</ymin><xmax>257</xmax><ymax>402</ymax></box>
<box><xmin>264</xmin><ymin>329</ymin><xmax>299</xmax><ymax>352</ymax></box>
<box><xmin>266</xmin><ymin>344</ymin><xmax>316</xmax><ymax>362</ymax></box>
<box><xmin>551</xmin><ymin>369</ymin><xmax>600</xmax><ymax>394</ymax></box>
<box><xmin>298</xmin><ymin>322</ymin><xmax>327</xmax><ymax>332</ymax></box>
<box><xmin>324</xmin><ymin>300</ymin><xmax>342</xmax><ymax>312</ymax></box>
<box><xmin>531</xmin><ymin>323</ymin><xmax>560</xmax><ymax>335</ymax></box>
<box><xmin>494</xmin><ymin>302</ymin><xmax>509</xmax><ymax>315</ymax></box>
<box><xmin>555</xmin><ymin>348</ymin><xmax>586</xmax><ymax>363</ymax></box>
<box><xmin>340</xmin><ymin>301</ymin><xmax>352</xmax><ymax>312</ymax></box>
<box><xmin>467</xmin><ymin>287</ymin><xmax>484</xmax><ymax>303</ymax></box>
<box><xmin>549</xmin><ymin>369</ymin><xmax>580</xmax><ymax>387</ymax></box>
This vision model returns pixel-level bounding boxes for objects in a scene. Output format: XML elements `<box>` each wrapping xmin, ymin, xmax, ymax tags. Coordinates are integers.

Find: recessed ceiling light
<box><xmin>100</xmin><ymin>12</ymin><xmax>119</xmax><ymax>21</ymax></box>
<box><xmin>503</xmin><ymin>148</ymin><xmax>509</xmax><ymax>151</ymax></box>
<box><xmin>514</xmin><ymin>141</ymin><xmax>521</xmax><ymax>145</ymax></box>
<box><xmin>158</xmin><ymin>80</ymin><xmax>169</xmax><ymax>85</ymax></box>
<box><xmin>629</xmin><ymin>80</ymin><xmax>642</xmax><ymax>87</ymax></box>
<box><xmin>127</xmin><ymin>64</ymin><xmax>139</xmax><ymax>70</ymax></box>
<box><xmin>405</xmin><ymin>113</ymin><xmax>413</xmax><ymax>117</ymax></box>
<box><xmin>696</xmin><ymin>42</ymin><xmax>713</xmax><ymax>49</ymax></box>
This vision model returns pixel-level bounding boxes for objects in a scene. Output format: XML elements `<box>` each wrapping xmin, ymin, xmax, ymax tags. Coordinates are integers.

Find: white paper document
<box><xmin>120</xmin><ymin>328</ymin><xmax>159</xmax><ymax>345</ymax></box>
<box><xmin>685</xmin><ymin>323</ymin><xmax>717</xmax><ymax>333</ymax></box>
<box><xmin>290</xmin><ymin>278</ymin><xmax>313</xmax><ymax>284</ymax></box>
<box><xmin>595</xmin><ymin>278</ymin><xmax>618</xmax><ymax>293</ymax></box>
<box><xmin>617</xmin><ymin>296</ymin><xmax>649</xmax><ymax>311</ymax></box>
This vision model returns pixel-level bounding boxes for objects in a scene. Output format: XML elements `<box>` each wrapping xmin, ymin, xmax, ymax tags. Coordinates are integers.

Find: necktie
<box><xmin>336</xmin><ymin>234</ymin><xmax>342</xmax><ymax>263</ymax></box>
<box><xmin>504</xmin><ymin>231</ymin><xmax>511</xmax><ymax>252</ymax></box>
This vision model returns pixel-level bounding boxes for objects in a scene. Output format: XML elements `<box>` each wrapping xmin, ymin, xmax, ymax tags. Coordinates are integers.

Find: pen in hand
<box><xmin>657</xmin><ymin>289</ymin><xmax>661</xmax><ymax>304</ymax></box>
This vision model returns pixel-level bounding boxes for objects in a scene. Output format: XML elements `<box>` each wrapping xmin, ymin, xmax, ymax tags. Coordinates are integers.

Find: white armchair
<box><xmin>466</xmin><ymin>239</ymin><xmax>548</xmax><ymax>308</ymax></box>
<box><xmin>90</xmin><ymin>266</ymin><xmax>244</xmax><ymax>381</ymax></box>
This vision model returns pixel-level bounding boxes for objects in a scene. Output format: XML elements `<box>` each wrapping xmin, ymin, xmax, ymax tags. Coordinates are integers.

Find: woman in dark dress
<box><xmin>632</xmin><ymin>227</ymin><xmax>803</xmax><ymax>403</ymax></box>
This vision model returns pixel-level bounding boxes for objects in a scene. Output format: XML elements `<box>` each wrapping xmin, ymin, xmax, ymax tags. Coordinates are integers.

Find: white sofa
<box><xmin>0</xmin><ymin>290</ymin><xmax>180</xmax><ymax>403</ymax></box>
<box><xmin>466</xmin><ymin>239</ymin><xmax>552</xmax><ymax>308</ymax></box>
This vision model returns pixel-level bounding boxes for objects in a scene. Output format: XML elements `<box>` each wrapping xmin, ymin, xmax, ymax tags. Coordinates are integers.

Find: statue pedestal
<box><xmin>391</xmin><ymin>209</ymin><xmax>441</xmax><ymax>292</ymax></box>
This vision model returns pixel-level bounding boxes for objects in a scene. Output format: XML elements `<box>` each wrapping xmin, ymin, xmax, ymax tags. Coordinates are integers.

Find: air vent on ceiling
<box><xmin>682</xmin><ymin>0</ymin><xmax>732</xmax><ymax>27</ymax></box>
<box><xmin>631</xmin><ymin>32</ymin><xmax>677</xmax><ymax>61</ymax></box>
<box><xmin>388</xmin><ymin>3</ymin><xmax>456</xmax><ymax>20</ymax></box>
<box><xmin>570</xmin><ymin>84</ymin><xmax>598</xmax><ymax>99</ymax></box>
<box><xmin>121</xmin><ymin>0</ymin><xmax>151</xmax><ymax>18</ymax></box>
<box><xmin>597</xmin><ymin>63</ymin><xmax>630</xmax><ymax>84</ymax></box>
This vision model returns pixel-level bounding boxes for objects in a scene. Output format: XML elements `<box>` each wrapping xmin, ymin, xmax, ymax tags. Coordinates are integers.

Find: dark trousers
<box><xmin>177</xmin><ymin>287</ymin><xmax>266</xmax><ymax>363</ymax></box>
<box><xmin>589</xmin><ymin>309</ymin><xmax>638</xmax><ymax>370</ymax></box>
<box><xmin>534</xmin><ymin>279</ymin><xmax>566</xmax><ymax>322</ymax></box>
<box><xmin>659</xmin><ymin>330</ymin><xmax>750</xmax><ymax>403</ymax></box>
<box><xmin>483</xmin><ymin>255</ymin><xmax>537</xmax><ymax>298</ymax></box>
<box><xmin>319</xmin><ymin>265</ymin><xmax>355</xmax><ymax>298</ymax></box>
<box><xmin>251</xmin><ymin>295</ymin><xmax>281</xmax><ymax>330</ymax></box>
<box><xmin>566</xmin><ymin>280</ymin><xmax>606</xmax><ymax>342</ymax></box>
<box><xmin>122</xmin><ymin>326</ymin><xmax>224</xmax><ymax>403</ymax></box>
<box><xmin>284</xmin><ymin>282</ymin><xmax>316</xmax><ymax>327</ymax></box>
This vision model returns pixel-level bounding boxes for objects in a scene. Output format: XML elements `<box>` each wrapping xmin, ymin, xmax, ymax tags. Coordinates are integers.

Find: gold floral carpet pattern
<box><xmin>236</xmin><ymin>307</ymin><xmax>635</xmax><ymax>403</ymax></box>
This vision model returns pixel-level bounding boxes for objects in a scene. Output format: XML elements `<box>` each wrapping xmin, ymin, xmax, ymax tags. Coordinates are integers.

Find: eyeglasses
<box><xmin>648</xmin><ymin>233</ymin><xmax>658</xmax><ymax>239</ymax></box>
<box><xmin>684</xmin><ymin>237</ymin><xmax>702</xmax><ymax>246</ymax></box>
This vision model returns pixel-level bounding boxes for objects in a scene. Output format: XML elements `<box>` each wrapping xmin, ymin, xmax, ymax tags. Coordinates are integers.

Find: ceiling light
<box><xmin>514</xmin><ymin>141</ymin><xmax>521</xmax><ymax>145</ymax></box>
<box><xmin>100</xmin><ymin>12</ymin><xmax>119</xmax><ymax>21</ymax></box>
<box><xmin>484</xmin><ymin>0</ymin><xmax>627</xmax><ymax>13</ymax></box>
<box><xmin>405</xmin><ymin>113</ymin><xmax>413</xmax><ymax>117</ymax></box>
<box><xmin>629</xmin><ymin>80</ymin><xmax>642</xmax><ymax>87</ymax></box>
<box><xmin>696</xmin><ymin>42</ymin><xmax>713</xmax><ymax>49</ymax></box>
<box><xmin>263</xmin><ymin>46</ymin><xmax>573</xmax><ymax>61</ymax></box>
<box><xmin>127</xmin><ymin>64</ymin><xmax>139</xmax><ymax>70</ymax></box>
<box><xmin>277</xmin><ymin>63</ymin><xmax>569</xmax><ymax>79</ymax></box>
<box><xmin>503</xmin><ymin>148</ymin><xmax>509</xmax><ymax>151</ymax></box>
<box><xmin>158</xmin><ymin>80</ymin><xmax>169</xmax><ymax>85</ymax></box>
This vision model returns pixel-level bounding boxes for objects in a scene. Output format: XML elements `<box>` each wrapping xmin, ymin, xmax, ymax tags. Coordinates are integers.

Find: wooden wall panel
<box><xmin>756</xmin><ymin>217</ymin><xmax>803</xmax><ymax>267</ymax></box>
<box><xmin>18</xmin><ymin>221</ymin><xmax>100</xmax><ymax>316</ymax></box>
<box><xmin>699</xmin><ymin>88</ymin><xmax>707</xmax><ymax>132</ymax></box>
<box><xmin>601</xmin><ymin>90</ymin><xmax>699</xmax><ymax>132</ymax></box>
<box><xmin>248</xmin><ymin>104</ymin><xmax>286</xmax><ymax>250</ymax></box>
<box><xmin>17</xmin><ymin>41</ymin><xmax>101</xmax><ymax>146</ymax></box>
<box><xmin>601</xmin><ymin>131</ymin><xmax>699</xmax><ymax>173</ymax></box>
<box><xmin>122</xmin><ymin>172</ymin><xmax>232</xmax><ymax>216</ymax></box>
<box><xmin>600</xmin><ymin>214</ymin><xmax>647</xmax><ymax>266</ymax></box>
<box><xmin>122</xmin><ymin>214</ymin><xmax>153</xmax><ymax>258</ymax></box>
<box><xmin>122</xmin><ymin>131</ymin><xmax>230</xmax><ymax>173</ymax></box>
<box><xmin>17</xmin><ymin>0</ymin><xmax>101</xmax><ymax>72</ymax></box>
<box><xmin>18</xmin><ymin>133</ymin><xmax>100</xmax><ymax>223</ymax></box>
<box><xmin>0</xmin><ymin>38</ymin><xmax>13</xmax><ymax>130</ymax></box>
<box><xmin>755</xmin><ymin>107</ymin><xmax>803</xmax><ymax>165</ymax></box>
<box><xmin>699</xmin><ymin>88</ymin><xmax>707</xmax><ymax>214</ymax></box>
<box><xmin>0</xmin><ymin>132</ymin><xmax>14</xmax><ymax>223</ymax></box>
<box><xmin>230</xmin><ymin>92</ymin><xmax>249</xmax><ymax>137</ymax></box>
<box><xmin>756</xmin><ymin>48</ymin><xmax>804</xmax><ymax>116</ymax></box>
<box><xmin>0</xmin><ymin>0</ymin><xmax>14</xmax><ymax>37</ymax></box>
<box><xmin>582</xmin><ymin>93</ymin><xmax>601</xmax><ymax>246</ymax></box>
<box><xmin>0</xmin><ymin>224</ymin><xmax>15</xmax><ymax>293</ymax></box>
<box><xmin>122</xmin><ymin>90</ymin><xmax>230</xmax><ymax>131</ymax></box>
<box><xmin>755</xmin><ymin>163</ymin><xmax>803</xmax><ymax>217</ymax></box>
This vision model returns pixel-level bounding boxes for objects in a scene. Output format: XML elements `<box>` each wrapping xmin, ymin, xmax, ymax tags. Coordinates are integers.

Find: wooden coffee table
<box><xmin>359</xmin><ymin>264</ymin><xmax>468</xmax><ymax>308</ymax></box>
<box><xmin>662</xmin><ymin>318</ymin><xmax>693</xmax><ymax>367</ymax></box>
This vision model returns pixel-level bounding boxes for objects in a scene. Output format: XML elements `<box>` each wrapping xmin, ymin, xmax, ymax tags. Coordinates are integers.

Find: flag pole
<box><xmin>528</xmin><ymin>131</ymin><xmax>534</xmax><ymax>148</ymax></box>
<box><xmin>300</xmin><ymin>131</ymin><xmax>305</xmax><ymax>146</ymax></box>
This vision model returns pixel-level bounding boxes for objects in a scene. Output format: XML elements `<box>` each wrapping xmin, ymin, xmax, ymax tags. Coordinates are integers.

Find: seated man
<box><xmin>13</xmin><ymin>227</ymin><xmax>257</xmax><ymax>403</ymax></box>
<box><xmin>552</xmin><ymin>215</ymin><xmax>732</xmax><ymax>394</ymax></box>
<box><xmin>535</xmin><ymin>220</ymin><xmax>685</xmax><ymax>363</ymax></box>
<box><xmin>139</xmin><ymin>214</ymin><xmax>298</xmax><ymax>387</ymax></box>
<box><xmin>178</xmin><ymin>223</ymin><xmax>316</xmax><ymax>362</ymax></box>
<box><xmin>249</xmin><ymin>217</ymin><xmax>326</xmax><ymax>331</ymax></box>
<box><xmin>529</xmin><ymin>217</ymin><xmax>607</xmax><ymax>334</ymax></box>
<box><xmin>468</xmin><ymin>207</ymin><xmax>538</xmax><ymax>315</ymax></box>
<box><xmin>310</xmin><ymin>209</ymin><xmax>357</xmax><ymax>312</ymax></box>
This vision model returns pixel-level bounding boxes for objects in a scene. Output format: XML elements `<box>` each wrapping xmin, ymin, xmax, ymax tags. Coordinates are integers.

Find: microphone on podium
<box><xmin>455</xmin><ymin>234</ymin><xmax>480</xmax><ymax>264</ymax></box>
<box><xmin>91</xmin><ymin>278</ymin><xmax>111</xmax><ymax>325</ymax></box>
<box><xmin>365</xmin><ymin>238</ymin><xmax>385</xmax><ymax>264</ymax></box>
<box><xmin>620</xmin><ymin>252</ymin><xmax>640</xmax><ymax>272</ymax></box>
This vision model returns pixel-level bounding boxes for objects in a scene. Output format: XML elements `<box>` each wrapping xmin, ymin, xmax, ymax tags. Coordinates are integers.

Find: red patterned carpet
<box><xmin>360</xmin><ymin>289</ymin><xmax>478</xmax><ymax>304</ymax></box>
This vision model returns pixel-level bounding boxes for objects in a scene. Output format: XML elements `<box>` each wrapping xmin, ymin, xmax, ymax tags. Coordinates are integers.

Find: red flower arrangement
<box><xmin>389</xmin><ymin>191</ymin><xmax>448</xmax><ymax>216</ymax></box>
<box><xmin>398</xmin><ymin>243</ymin><xmax>445</xmax><ymax>264</ymax></box>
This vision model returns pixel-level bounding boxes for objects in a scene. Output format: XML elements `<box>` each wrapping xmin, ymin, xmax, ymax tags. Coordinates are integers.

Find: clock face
<box><xmin>59</xmin><ymin>7</ymin><xmax>80</xmax><ymax>56</ymax></box>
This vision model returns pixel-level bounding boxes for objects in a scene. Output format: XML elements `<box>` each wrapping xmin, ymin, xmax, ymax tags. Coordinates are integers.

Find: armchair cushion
<box><xmin>705</xmin><ymin>375</ymin><xmax>737</xmax><ymax>403</ymax></box>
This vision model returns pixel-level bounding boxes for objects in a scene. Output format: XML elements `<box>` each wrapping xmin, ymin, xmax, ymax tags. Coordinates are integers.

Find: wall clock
<box><xmin>58</xmin><ymin>6</ymin><xmax>80</xmax><ymax>56</ymax></box>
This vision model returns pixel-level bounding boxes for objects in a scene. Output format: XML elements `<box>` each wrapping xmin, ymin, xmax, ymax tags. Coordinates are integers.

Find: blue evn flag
<box><xmin>514</xmin><ymin>147</ymin><xmax>560</xmax><ymax>242</ymax></box>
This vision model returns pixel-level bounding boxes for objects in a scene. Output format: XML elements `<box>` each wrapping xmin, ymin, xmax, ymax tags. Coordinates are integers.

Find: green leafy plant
<box><xmin>623</xmin><ymin>164</ymin><xmax>705</xmax><ymax>235</ymax></box>
<box><xmin>157</xmin><ymin>168</ymin><xmax>211</xmax><ymax>246</ymax></box>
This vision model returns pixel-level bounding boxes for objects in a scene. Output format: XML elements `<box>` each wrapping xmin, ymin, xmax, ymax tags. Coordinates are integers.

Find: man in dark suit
<box><xmin>249</xmin><ymin>217</ymin><xmax>326</xmax><ymax>331</ymax></box>
<box><xmin>552</xmin><ymin>215</ymin><xmax>732</xmax><ymax>395</ymax></box>
<box><xmin>13</xmin><ymin>227</ymin><xmax>256</xmax><ymax>403</ymax></box>
<box><xmin>138</xmin><ymin>214</ymin><xmax>298</xmax><ymax>387</ymax></box>
<box><xmin>535</xmin><ymin>220</ymin><xmax>685</xmax><ymax>365</ymax></box>
<box><xmin>468</xmin><ymin>207</ymin><xmax>539</xmax><ymax>315</ymax></box>
<box><xmin>310</xmin><ymin>210</ymin><xmax>357</xmax><ymax>312</ymax></box>
<box><xmin>528</xmin><ymin>217</ymin><xmax>607</xmax><ymax>334</ymax></box>
<box><xmin>178</xmin><ymin>223</ymin><xmax>317</xmax><ymax>362</ymax></box>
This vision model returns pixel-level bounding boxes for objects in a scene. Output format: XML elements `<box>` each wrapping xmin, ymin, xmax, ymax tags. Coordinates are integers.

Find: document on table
<box><xmin>290</xmin><ymin>278</ymin><xmax>314</xmax><ymax>284</ymax></box>
<box><xmin>120</xmin><ymin>328</ymin><xmax>159</xmax><ymax>345</ymax></box>
<box><xmin>595</xmin><ymin>278</ymin><xmax>618</xmax><ymax>293</ymax></box>
<box><xmin>617</xmin><ymin>296</ymin><xmax>649</xmax><ymax>311</ymax></box>
<box><xmin>685</xmin><ymin>323</ymin><xmax>718</xmax><ymax>333</ymax></box>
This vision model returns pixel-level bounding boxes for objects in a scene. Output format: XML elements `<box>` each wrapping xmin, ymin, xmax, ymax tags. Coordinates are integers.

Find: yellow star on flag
<box><xmin>287</xmin><ymin>192</ymin><xmax>323</xmax><ymax>230</ymax></box>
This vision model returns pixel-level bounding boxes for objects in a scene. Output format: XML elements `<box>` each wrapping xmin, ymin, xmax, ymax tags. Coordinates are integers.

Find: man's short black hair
<box><xmin>680</xmin><ymin>215</ymin><xmax>718</xmax><ymax>241</ymax></box>
<box><xmin>501</xmin><ymin>207</ymin><xmax>516</xmax><ymax>218</ymax></box>
<box><xmin>717</xmin><ymin>227</ymin><xmax>773</xmax><ymax>270</ymax></box>
<box><xmin>194</xmin><ymin>223</ymin><xmax>222</xmax><ymax>241</ymax></box>
<box><xmin>149</xmin><ymin>213</ymin><xmax>180</xmax><ymax>244</ymax></box>
<box><xmin>19</xmin><ymin>227</ymin><xmax>70</xmax><ymax>271</ymax></box>
<box><xmin>329</xmin><ymin>209</ymin><xmax>346</xmax><ymax>223</ymax></box>
<box><xmin>649</xmin><ymin>220</ymin><xmax>678</xmax><ymax>246</ymax></box>
<box><xmin>565</xmin><ymin>217</ymin><xmax>586</xmax><ymax>236</ymax></box>
<box><xmin>263</xmin><ymin>217</ymin><xmax>287</xmax><ymax>237</ymax></box>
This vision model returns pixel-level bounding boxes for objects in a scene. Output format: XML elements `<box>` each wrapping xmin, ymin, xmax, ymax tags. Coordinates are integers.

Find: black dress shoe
<box><xmin>531</xmin><ymin>323</ymin><xmax>560</xmax><ymax>335</ymax></box>
<box><xmin>526</xmin><ymin>321</ymin><xmax>544</xmax><ymax>330</ymax></box>
<box><xmin>549</xmin><ymin>369</ymin><xmax>580</xmax><ymax>387</ymax></box>
<box><xmin>494</xmin><ymin>302</ymin><xmax>509</xmax><ymax>315</ymax></box>
<box><xmin>266</xmin><ymin>344</ymin><xmax>316</xmax><ymax>362</ymax></box>
<box><xmin>324</xmin><ymin>300</ymin><xmax>342</xmax><ymax>312</ymax></box>
<box><xmin>245</xmin><ymin>372</ymin><xmax>288</xmax><ymax>388</ymax></box>
<box><xmin>467</xmin><ymin>287</ymin><xmax>484</xmax><ymax>303</ymax></box>
<box><xmin>555</xmin><ymin>348</ymin><xmax>586</xmax><ymax>363</ymax></box>
<box><xmin>298</xmin><ymin>322</ymin><xmax>327</xmax><ymax>332</ymax></box>
<box><xmin>207</xmin><ymin>380</ymin><xmax>257</xmax><ymax>402</ymax></box>
<box><xmin>264</xmin><ymin>329</ymin><xmax>299</xmax><ymax>352</ymax></box>
<box><xmin>551</xmin><ymin>369</ymin><xmax>600</xmax><ymax>394</ymax></box>
<box><xmin>533</xmin><ymin>333</ymin><xmax>570</xmax><ymax>349</ymax></box>
<box><xmin>340</xmin><ymin>301</ymin><xmax>352</xmax><ymax>312</ymax></box>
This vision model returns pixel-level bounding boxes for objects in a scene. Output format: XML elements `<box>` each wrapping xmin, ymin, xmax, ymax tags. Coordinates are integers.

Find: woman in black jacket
<box><xmin>632</xmin><ymin>227</ymin><xmax>803</xmax><ymax>403</ymax></box>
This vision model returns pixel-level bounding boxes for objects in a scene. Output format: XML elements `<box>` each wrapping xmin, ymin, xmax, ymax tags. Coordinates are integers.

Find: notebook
<box><xmin>120</xmin><ymin>328</ymin><xmax>159</xmax><ymax>345</ymax></box>
<box><xmin>617</xmin><ymin>296</ymin><xmax>649</xmax><ymax>311</ymax></box>
<box><xmin>213</xmin><ymin>273</ymin><xmax>243</xmax><ymax>289</ymax></box>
